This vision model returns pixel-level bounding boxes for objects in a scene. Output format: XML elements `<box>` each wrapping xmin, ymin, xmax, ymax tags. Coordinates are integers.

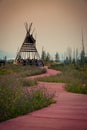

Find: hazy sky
<box><xmin>0</xmin><ymin>0</ymin><xmax>87</xmax><ymax>58</ymax></box>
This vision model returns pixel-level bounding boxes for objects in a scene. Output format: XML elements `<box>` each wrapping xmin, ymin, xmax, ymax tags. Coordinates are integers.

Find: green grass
<box><xmin>0</xmin><ymin>64</ymin><xmax>55</xmax><ymax>122</ymax></box>
<box><xmin>22</xmin><ymin>79</ymin><xmax>37</xmax><ymax>87</ymax></box>
<box><xmin>37</xmin><ymin>64</ymin><xmax>87</xmax><ymax>94</ymax></box>
<box><xmin>1</xmin><ymin>62</ymin><xmax>87</xmax><ymax>122</ymax></box>
<box><xmin>0</xmin><ymin>64</ymin><xmax>46</xmax><ymax>77</ymax></box>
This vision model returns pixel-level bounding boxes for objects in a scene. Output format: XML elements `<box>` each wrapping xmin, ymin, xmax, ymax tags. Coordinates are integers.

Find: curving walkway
<box><xmin>0</xmin><ymin>69</ymin><xmax>87</xmax><ymax>130</ymax></box>
<box><xmin>26</xmin><ymin>69</ymin><xmax>61</xmax><ymax>80</ymax></box>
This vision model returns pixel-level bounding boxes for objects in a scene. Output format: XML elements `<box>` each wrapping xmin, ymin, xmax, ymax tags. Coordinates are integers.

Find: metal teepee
<box><xmin>14</xmin><ymin>22</ymin><xmax>44</xmax><ymax>66</ymax></box>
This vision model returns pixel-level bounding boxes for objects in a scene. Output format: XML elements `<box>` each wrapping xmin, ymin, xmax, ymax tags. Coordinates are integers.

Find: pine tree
<box><xmin>55</xmin><ymin>52</ymin><xmax>59</xmax><ymax>62</ymax></box>
<box><xmin>80</xmin><ymin>44</ymin><xmax>85</xmax><ymax>67</ymax></box>
<box><xmin>80</xmin><ymin>31</ymin><xmax>85</xmax><ymax>67</ymax></box>
<box><xmin>46</xmin><ymin>52</ymin><xmax>51</xmax><ymax>62</ymax></box>
<box><xmin>41</xmin><ymin>48</ymin><xmax>46</xmax><ymax>61</ymax></box>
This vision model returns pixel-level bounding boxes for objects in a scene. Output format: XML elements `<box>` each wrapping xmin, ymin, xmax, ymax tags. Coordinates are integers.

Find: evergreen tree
<box><xmin>55</xmin><ymin>52</ymin><xmax>59</xmax><ymax>62</ymax></box>
<box><xmin>67</xmin><ymin>47</ymin><xmax>72</xmax><ymax>63</ymax></box>
<box><xmin>41</xmin><ymin>49</ymin><xmax>46</xmax><ymax>61</ymax></box>
<box><xmin>80</xmin><ymin>44</ymin><xmax>85</xmax><ymax>66</ymax></box>
<box><xmin>46</xmin><ymin>52</ymin><xmax>51</xmax><ymax>62</ymax></box>
<box><xmin>76</xmin><ymin>48</ymin><xmax>78</xmax><ymax>62</ymax></box>
<box><xmin>80</xmin><ymin>31</ymin><xmax>85</xmax><ymax>67</ymax></box>
<box><xmin>64</xmin><ymin>56</ymin><xmax>69</xmax><ymax>64</ymax></box>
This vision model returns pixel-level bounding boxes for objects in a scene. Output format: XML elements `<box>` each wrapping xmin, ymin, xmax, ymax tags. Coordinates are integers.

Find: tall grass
<box><xmin>0</xmin><ymin>64</ymin><xmax>55</xmax><ymax>122</ymax></box>
<box><xmin>0</xmin><ymin>64</ymin><xmax>46</xmax><ymax>77</ymax></box>
<box><xmin>22</xmin><ymin>79</ymin><xmax>37</xmax><ymax>87</ymax></box>
<box><xmin>37</xmin><ymin>64</ymin><xmax>87</xmax><ymax>94</ymax></box>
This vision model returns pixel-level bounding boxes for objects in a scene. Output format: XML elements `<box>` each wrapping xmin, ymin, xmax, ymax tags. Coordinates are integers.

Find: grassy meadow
<box><xmin>0</xmin><ymin>64</ymin><xmax>55</xmax><ymax>122</ymax></box>
<box><xmin>37</xmin><ymin>63</ymin><xmax>87</xmax><ymax>94</ymax></box>
<box><xmin>0</xmin><ymin>62</ymin><xmax>87</xmax><ymax>122</ymax></box>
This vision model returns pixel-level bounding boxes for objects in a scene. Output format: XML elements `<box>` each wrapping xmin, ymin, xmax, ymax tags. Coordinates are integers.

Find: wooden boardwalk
<box><xmin>0</xmin><ymin>69</ymin><xmax>87</xmax><ymax>130</ymax></box>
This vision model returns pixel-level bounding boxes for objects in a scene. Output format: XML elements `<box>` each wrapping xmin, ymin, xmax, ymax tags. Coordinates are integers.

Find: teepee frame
<box><xmin>15</xmin><ymin>22</ymin><xmax>41</xmax><ymax>63</ymax></box>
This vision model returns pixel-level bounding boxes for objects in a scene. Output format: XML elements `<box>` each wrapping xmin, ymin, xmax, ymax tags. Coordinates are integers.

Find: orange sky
<box><xmin>0</xmin><ymin>0</ymin><xmax>87</xmax><ymax>58</ymax></box>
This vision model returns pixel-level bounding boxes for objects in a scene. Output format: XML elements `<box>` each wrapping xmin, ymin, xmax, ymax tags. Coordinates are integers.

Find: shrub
<box><xmin>38</xmin><ymin>64</ymin><xmax>87</xmax><ymax>94</ymax></box>
<box><xmin>22</xmin><ymin>79</ymin><xmax>37</xmax><ymax>87</ymax></box>
<box><xmin>0</xmin><ymin>64</ymin><xmax>47</xmax><ymax>77</ymax></box>
<box><xmin>0</xmin><ymin>66</ymin><xmax>54</xmax><ymax>122</ymax></box>
<box><xmin>0</xmin><ymin>78</ymin><xmax>55</xmax><ymax>122</ymax></box>
<box><xmin>0</xmin><ymin>75</ymin><xmax>22</xmax><ymax>121</ymax></box>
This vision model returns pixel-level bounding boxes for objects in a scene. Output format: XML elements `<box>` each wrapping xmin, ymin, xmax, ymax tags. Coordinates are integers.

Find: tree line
<box><xmin>41</xmin><ymin>43</ymin><xmax>87</xmax><ymax>68</ymax></box>
<box><xmin>41</xmin><ymin>49</ymin><xmax>60</xmax><ymax>62</ymax></box>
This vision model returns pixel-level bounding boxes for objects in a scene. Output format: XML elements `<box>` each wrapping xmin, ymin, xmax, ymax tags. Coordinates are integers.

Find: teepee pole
<box><xmin>14</xmin><ymin>22</ymin><xmax>44</xmax><ymax>66</ymax></box>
